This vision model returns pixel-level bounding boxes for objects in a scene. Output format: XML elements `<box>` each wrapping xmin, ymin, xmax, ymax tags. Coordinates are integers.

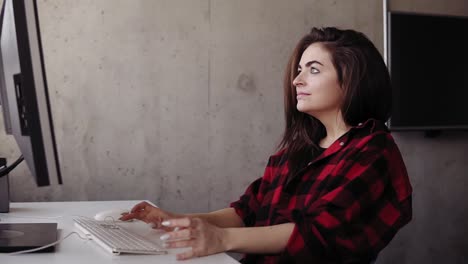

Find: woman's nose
<box><xmin>293</xmin><ymin>73</ymin><xmax>304</xmax><ymax>87</ymax></box>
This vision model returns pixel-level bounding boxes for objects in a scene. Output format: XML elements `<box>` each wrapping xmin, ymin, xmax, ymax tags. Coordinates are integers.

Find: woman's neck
<box><xmin>319</xmin><ymin>130</ymin><xmax>348</xmax><ymax>148</ymax></box>
<box><xmin>315</xmin><ymin>112</ymin><xmax>350</xmax><ymax>148</ymax></box>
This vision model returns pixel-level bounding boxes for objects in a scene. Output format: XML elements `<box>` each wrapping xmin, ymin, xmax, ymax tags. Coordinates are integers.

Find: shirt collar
<box><xmin>313</xmin><ymin>118</ymin><xmax>388</xmax><ymax>163</ymax></box>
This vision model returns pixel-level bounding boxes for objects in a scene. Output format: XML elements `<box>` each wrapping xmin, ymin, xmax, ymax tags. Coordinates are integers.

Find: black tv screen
<box><xmin>388</xmin><ymin>12</ymin><xmax>468</xmax><ymax>130</ymax></box>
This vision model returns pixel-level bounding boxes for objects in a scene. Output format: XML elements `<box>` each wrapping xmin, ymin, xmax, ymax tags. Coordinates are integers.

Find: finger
<box><xmin>153</xmin><ymin>225</ymin><xmax>175</xmax><ymax>232</ymax></box>
<box><xmin>177</xmin><ymin>249</ymin><xmax>195</xmax><ymax>261</ymax></box>
<box><xmin>155</xmin><ymin>226</ymin><xmax>184</xmax><ymax>233</ymax></box>
<box><xmin>160</xmin><ymin>229</ymin><xmax>193</xmax><ymax>241</ymax></box>
<box><xmin>119</xmin><ymin>211</ymin><xmax>145</xmax><ymax>221</ymax></box>
<box><xmin>162</xmin><ymin>217</ymin><xmax>197</xmax><ymax>228</ymax></box>
<box><xmin>163</xmin><ymin>239</ymin><xmax>195</xmax><ymax>249</ymax></box>
<box><xmin>119</xmin><ymin>212</ymin><xmax>135</xmax><ymax>221</ymax></box>
<box><xmin>130</xmin><ymin>201</ymin><xmax>152</xmax><ymax>213</ymax></box>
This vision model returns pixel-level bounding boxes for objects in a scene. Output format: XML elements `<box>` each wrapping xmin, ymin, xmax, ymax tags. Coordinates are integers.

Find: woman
<box><xmin>120</xmin><ymin>27</ymin><xmax>412</xmax><ymax>263</ymax></box>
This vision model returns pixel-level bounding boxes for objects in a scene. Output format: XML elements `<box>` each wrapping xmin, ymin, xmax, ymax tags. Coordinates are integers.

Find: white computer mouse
<box><xmin>94</xmin><ymin>209</ymin><xmax>130</xmax><ymax>221</ymax></box>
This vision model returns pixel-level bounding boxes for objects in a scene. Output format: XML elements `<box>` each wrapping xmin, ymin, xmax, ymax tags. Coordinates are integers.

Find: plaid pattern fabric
<box><xmin>230</xmin><ymin>119</ymin><xmax>412</xmax><ymax>264</ymax></box>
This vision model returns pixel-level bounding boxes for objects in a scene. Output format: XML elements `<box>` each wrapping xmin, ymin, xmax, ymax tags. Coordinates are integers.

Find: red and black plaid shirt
<box><xmin>230</xmin><ymin>119</ymin><xmax>412</xmax><ymax>264</ymax></box>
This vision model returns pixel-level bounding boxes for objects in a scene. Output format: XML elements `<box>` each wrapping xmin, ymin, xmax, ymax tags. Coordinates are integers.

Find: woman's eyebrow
<box><xmin>298</xmin><ymin>60</ymin><xmax>324</xmax><ymax>69</ymax></box>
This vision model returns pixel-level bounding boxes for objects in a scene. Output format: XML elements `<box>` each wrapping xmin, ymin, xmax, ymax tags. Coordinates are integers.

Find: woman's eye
<box><xmin>310</xmin><ymin>67</ymin><xmax>319</xmax><ymax>74</ymax></box>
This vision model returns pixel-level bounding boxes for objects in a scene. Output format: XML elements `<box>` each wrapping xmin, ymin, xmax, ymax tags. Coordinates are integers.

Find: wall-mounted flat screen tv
<box><xmin>387</xmin><ymin>12</ymin><xmax>468</xmax><ymax>130</ymax></box>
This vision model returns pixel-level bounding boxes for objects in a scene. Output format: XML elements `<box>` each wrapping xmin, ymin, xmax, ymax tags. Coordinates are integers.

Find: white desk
<box><xmin>0</xmin><ymin>201</ymin><xmax>240</xmax><ymax>264</ymax></box>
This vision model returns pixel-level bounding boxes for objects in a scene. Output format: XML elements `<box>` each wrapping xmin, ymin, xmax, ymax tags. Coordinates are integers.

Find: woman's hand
<box><xmin>159</xmin><ymin>217</ymin><xmax>230</xmax><ymax>260</ymax></box>
<box><xmin>119</xmin><ymin>201</ymin><xmax>178</xmax><ymax>229</ymax></box>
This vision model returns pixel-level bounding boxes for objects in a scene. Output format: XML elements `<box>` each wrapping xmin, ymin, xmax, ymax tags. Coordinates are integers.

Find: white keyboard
<box><xmin>74</xmin><ymin>217</ymin><xmax>167</xmax><ymax>255</ymax></box>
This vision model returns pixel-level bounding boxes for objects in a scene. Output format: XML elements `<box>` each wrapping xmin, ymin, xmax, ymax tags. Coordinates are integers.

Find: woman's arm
<box><xmin>224</xmin><ymin>223</ymin><xmax>295</xmax><ymax>254</ymax></box>
<box><xmin>160</xmin><ymin>217</ymin><xmax>295</xmax><ymax>260</ymax></box>
<box><xmin>184</xmin><ymin>208</ymin><xmax>245</xmax><ymax>228</ymax></box>
<box><xmin>120</xmin><ymin>202</ymin><xmax>244</xmax><ymax>229</ymax></box>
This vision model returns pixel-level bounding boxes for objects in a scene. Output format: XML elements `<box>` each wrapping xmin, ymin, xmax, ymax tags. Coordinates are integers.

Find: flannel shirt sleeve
<box><xmin>281</xmin><ymin>133</ymin><xmax>412</xmax><ymax>263</ymax></box>
<box><xmin>230</xmin><ymin>156</ymin><xmax>276</xmax><ymax>227</ymax></box>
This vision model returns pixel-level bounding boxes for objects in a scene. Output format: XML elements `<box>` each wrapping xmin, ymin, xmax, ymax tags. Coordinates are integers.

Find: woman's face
<box><xmin>293</xmin><ymin>43</ymin><xmax>343</xmax><ymax>117</ymax></box>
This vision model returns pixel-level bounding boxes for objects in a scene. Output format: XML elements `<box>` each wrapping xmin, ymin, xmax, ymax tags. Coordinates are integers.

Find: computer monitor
<box><xmin>0</xmin><ymin>0</ymin><xmax>62</xmax><ymax>214</ymax></box>
<box><xmin>0</xmin><ymin>0</ymin><xmax>62</xmax><ymax>252</ymax></box>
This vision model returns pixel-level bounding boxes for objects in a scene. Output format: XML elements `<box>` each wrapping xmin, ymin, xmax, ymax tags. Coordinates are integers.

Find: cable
<box><xmin>7</xmin><ymin>231</ymin><xmax>92</xmax><ymax>255</ymax></box>
<box><xmin>0</xmin><ymin>155</ymin><xmax>24</xmax><ymax>178</ymax></box>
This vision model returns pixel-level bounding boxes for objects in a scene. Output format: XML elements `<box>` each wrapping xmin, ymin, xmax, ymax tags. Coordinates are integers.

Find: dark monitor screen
<box><xmin>0</xmin><ymin>0</ymin><xmax>62</xmax><ymax>186</ymax></box>
<box><xmin>388</xmin><ymin>12</ymin><xmax>468</xmax><ymax>130</ymax></box>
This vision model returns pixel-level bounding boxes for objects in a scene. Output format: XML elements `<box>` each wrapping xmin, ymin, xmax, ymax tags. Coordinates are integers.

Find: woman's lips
<box><xmin>296</xmin><ymin>92</ymin><xmax>310</xmax><ymax>99</ymax></box>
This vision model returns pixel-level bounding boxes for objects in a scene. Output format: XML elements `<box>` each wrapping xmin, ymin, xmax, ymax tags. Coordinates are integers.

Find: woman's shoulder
<box><xmin>336</xmin><ymin>119</ymin><xmax>404</xmax><ymax>168</ymax></box>
<box><xmin>349</xmin><ymin>118</ymin><xmax>396</xmax><ymax>148</ymax></box>
<box><xmin>346</xmin><ymin>119</ymin><xmax>407</xmax><ymax>170</ymax></box>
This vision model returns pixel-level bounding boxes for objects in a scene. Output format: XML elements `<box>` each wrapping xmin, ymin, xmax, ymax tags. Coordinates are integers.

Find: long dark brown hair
<box><xmin>279</xmin><ymin>27</ymin><xmax>392</xmax><ymax>179</ymax></box>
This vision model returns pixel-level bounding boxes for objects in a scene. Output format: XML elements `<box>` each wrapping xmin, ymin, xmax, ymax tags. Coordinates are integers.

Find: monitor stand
<box><xmin>0</xmin><ymin>223</ymin><xmax>58</xmax><ymax>253</ymax></box>
<box><xmin>0</xmin><ymin>158</ymin><xmax>58</xmax><ymax>252</ymax></box>
<box><xmin>0</xmin><ymin>157</ymin><xmax>9</xmax><ymax>213</ymax></box>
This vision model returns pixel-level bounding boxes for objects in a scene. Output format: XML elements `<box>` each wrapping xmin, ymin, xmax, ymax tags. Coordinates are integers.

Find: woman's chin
<box><xmin>296</xmin><ymin>103</ymin><xmax>311</xmax><ymax>113</ymax></box>
<box><xmin>296</xmin><ymin>104</ymin><xmax>320</xmax><ymax>116</ymax></box>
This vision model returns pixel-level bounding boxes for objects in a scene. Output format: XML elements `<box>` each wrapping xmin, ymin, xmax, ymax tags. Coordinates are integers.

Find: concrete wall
<box><xmin>0</xmin><ymin>0</ymin><xmax>467</xmax><ymax>263</ymax></box>
<box><xmin>1</xmin><ymin>0</ymin><xmax>384</xmax><ymax>210</ymax></box>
